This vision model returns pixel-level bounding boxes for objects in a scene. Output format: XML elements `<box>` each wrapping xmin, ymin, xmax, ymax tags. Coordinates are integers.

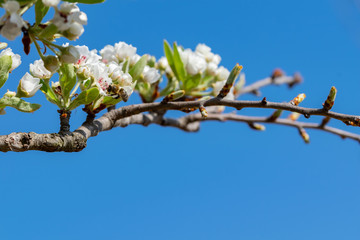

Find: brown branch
<box><xmin>1</xmin><ymin>97</ymin><xmax>359</xmax><ymax>152</ymax></box>
<box><xmin>236</xmin><ymin>75</ymin><xmax>302</xmax><ymax>97</ymax></box>
<box><xmin>175</xmin><ymin>113</ymin><xmax>360</xmax><ymax>142</ymax></box>
<box><xmin>97</xmin><ymin>98</ymin><xmax>360</xmax><ymax>130</ymax></box>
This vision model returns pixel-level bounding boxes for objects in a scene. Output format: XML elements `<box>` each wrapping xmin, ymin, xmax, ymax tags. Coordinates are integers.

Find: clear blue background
<box><xmin>1</xmin><ymin>0</ymin><xmax>360</xmax><ymax>239</ymax></box>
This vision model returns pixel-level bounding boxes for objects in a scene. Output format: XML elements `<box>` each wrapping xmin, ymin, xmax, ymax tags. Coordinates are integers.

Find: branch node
<box><xmin>199</xmin><ymin>105</ymin><xmax>208</xmax><ymax>118</ymax></box>
<box><xmin>298</xmin><ymin>127</ymin><xmax>310</xmax><ymax>144</ymax></box>
<box><xmin>267</xmin><ymin>109</ymin><xmax>282</xmax><ymax>122</ymax></box>
<box><xmin>261</xmin><ymin>97</ymin><xmax>267</xmax><ymax>105</ymax></box>
<box><xmin>320</xmin><ymin>117</ymin><xmax>331</xmax><ymax>128</ymax></box>
<box><xmin>270</xmin><ymin>68</ymin><xmax>284</xmax><ymax>81</ymax></box>
<box><xmin>58</xmin><ymin>110</ymin><xmax>72</xmax><ymax>135</ymax></box>
<box><xmin>248</xmin><ymin>122</ymin><xmax>266</xmax><ymax>131</ymax></box>
<box><xmin>288</xmin><ymin>72</ymin><xmax>303</xmax><ymax>88</ymax></box>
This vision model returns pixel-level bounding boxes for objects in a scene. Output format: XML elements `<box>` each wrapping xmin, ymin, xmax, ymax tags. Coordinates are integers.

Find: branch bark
<box><xmin>1</xmin><ymin>87</ymin><xmax>359</xmax><ymax>152</ymax></box>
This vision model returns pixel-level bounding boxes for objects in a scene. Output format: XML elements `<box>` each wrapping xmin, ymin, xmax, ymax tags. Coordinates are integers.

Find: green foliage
<box><xmin>0</xmin><ymin>55</ymin><xmax>12</xmax><ymax>89</ymax></box>
<box><xmin>59</xmin><ymin>64</ymin><xmax>77</xmax><ymax>104</ymax></box>
<box><xmin>35</xmin><ymin>0</ymin><xmax>49</xmax><ymax>25</ymax></box>
<box><xmin>68</xmin><ymin>87</ymin><xmax>99</xmax><ymax>110</ymax></box>
<box><xmin>0</xmin><ymin>96</ymin><xmax>40</xmax><ymax>113</ymax></box>
<box><xmin>129</xmin><ymin>55</ymin><xmax>147</xmax><ymax>81</ymax></box>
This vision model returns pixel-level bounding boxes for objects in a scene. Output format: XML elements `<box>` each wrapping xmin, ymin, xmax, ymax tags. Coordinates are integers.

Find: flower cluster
<box><xmin>0</xmin><ymin>1</ymin><xmax>27</xmax><ymax>40</ymax></box>
<box><xmin>100</xmin><ymin>41</ymin><xmax>161</xmax><ymax>85</ymax></box>
<box><xmin>74</xmin><ymin>44</ymin><xmax>135</xmax><ymax>98</ymax></box>
<box><xmin>49</xmin><ymin>2</ymin><xmax>87</xmax><ymax>40</ymax></box>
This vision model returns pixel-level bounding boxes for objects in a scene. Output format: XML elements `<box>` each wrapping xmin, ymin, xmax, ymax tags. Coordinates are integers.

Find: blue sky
<box><xmin>1</xmin><ymin>0</ymin><xmax>360</xmax><ymax>239</ymax></box>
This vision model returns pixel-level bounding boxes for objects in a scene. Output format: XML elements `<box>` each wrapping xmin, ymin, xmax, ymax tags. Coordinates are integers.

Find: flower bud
<box><xmin>59</xmin><ymin>45</ymin><xmax>80</xmax><ymax>64</ymax></box>
<box><xmin>3</xmin><ymin>90</ymin><xmax>16</xmax><ymax>98</ymax></box>
<box><xmin>290</xmin><ymin>93</ymin><xmax>306</xmax><ymax>106</ymax></box>
<box><xmin>288</xmin><ymin>112</ymin><xmax>300</xmax><ymax>121</ymax></box>
<box><xmin>217</xmin><ymin>64</ymin><xmax>243</xmax><ymax>99</ymax></box>
<box><xmin>323</xmin><ymin>86</ymin><xmax>337</xmax><ymax>111</ymax></box>
<box><xmin>42</xmin><ymin>0</ymin><xmax>60</xmax><ymax>7</ymax></box>
<box><xmin>16</xmin><ymin>73</ymin><xmax>42</xmax><ymax>98</ymax></box>
<box><xmin>0</xmin><ymin>42</ymin><xmax>8</xmax><ymax>50</ymax></box>
<box><xmin>147</xmin><ymin>55</ymin><xmax>156</xmax><ymax>67</ymax></box>
<box><xmin>30</xmin><ymin>59</ymin><xmax>52</xmax><ymax>79</ymax></box>
<box><xmin>162</xmin><ymin>90</ymin><xmax>185</xmax><ymax>103</ymax></box>
<box><xmin>299</xmin><ymin>128</ymin><xmax>310</xmax><ymax>144</ymax></box>
<box><xmin>43</xmin><ymin>55</ymin><xmax>60</xmax><ymax>73</ymax></box>
<box><xmin>199</xmin><ymin>106</ymin><xmax>208</xmax><ymax>118</ymax></box>
<box><xmin>268</xmin><ymin>109</ymin><xmax>282</xmax><ymax>121</ymax></box>
<box><xmin>248</xmin><ymin>123</ymin><xmax>266</xmax><ymax>131</ymax></box>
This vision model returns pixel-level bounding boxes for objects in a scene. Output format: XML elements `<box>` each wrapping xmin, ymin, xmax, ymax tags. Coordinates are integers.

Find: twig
<box><xmin>236</xmin><ymin>75</ymin><xmax>301</xmax><ymax>97</ymax></box>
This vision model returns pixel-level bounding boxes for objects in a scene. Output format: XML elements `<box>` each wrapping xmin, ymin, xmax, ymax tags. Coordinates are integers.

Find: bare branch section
<box><xmin>1</xmin><ymin>78</ymin><xmax>359</xmax><ymax>152</ymax></box>
<box><xmin>236</xmin><ymin>74</ymin><xmax>302</xmax><ymax>97</ymax></box>
<box><xmin>177</xmin><ymin>113</ymin><xmax>360</xmax><ymax>142</ymax></box>
<box><xmin>0</xmin><ymin>132</ymin><xmax>86</xmax><ymax>152</ymax></box>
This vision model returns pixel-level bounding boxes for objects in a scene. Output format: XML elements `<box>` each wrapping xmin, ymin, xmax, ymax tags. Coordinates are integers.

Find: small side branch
<box><xmin>177</xmin><ymin>113</ymin><xmax>360</xmax><ymax>142</ymax></box>
<box><xmin>236</xmin><ymin>74</ymin><xmax>302</xmax><ymax>97</ymax></box>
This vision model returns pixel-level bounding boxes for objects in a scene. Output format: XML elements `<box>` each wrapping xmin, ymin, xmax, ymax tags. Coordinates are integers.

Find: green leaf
<box><xmin>35</xmin><ymin>0</ymin><xmax>49</xmax><ymax>25</ymax></box>
<box><xmin>62</xmin><ymin>0</ymin><xmax>105</xmax><ymax>4</ymax></box>
<box><xmin>172</xmin><ymin>42</ymin><xmax>186</xmax><ymax>81</ymax></box>
<box><xmin>38</xmin><ymin>23</ymin><xmax>58</xmax><ymax>40</ymax></box>
<box><xmin>0</xmin><ymin>55</ymin><xmax>12</xmax><ymax>89</ymax></box>
<box><xmin>68</xmin><ymin>87</ymin><xmax>99</xmax><ymax>110</ymax></box>
<box><xmin>184</xmin><ymin>73</ymin><xmax>201</xmax><ymax>92</ymax></box>
<box><xmin>163</xmin><ymin>40</ymin><xmax>176</xmax><ymax>75</ymax></box>
<box><xmin>0</xmin><ymin>96</ymin><xmax>40</xmax><ymax>113</ymax></box>
<box><xmin>129</xmin><ymin>55</ymin><xmax>147</xmax><ymax>81</ymax></box>
<box><xmin>59</xmin><ymin>64</ymin><xmax>77</xmax><ymax>103</ymax></box>
<box><xmin>40</xmin><ymin>80</ymin><xmax>60</xmax><ymax>106</ymax></box>
<box><xmin>102</xmin><ymin>96</ymin><xmax>122</xmax><ymax>106</ymax></box>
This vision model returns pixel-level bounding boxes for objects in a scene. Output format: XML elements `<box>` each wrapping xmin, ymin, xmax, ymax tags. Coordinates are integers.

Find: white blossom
<box><xmin>186</xmin><ymin>52</ymin><xmax>207</xmax><ymax>76</ymax></box>
<box><xmin>100</xmin><ymin>45</ymin><xmax>117</xmax><ymax>63</ymax></box>
<box><xmin>74</xmin><ymin>45</ymin><xmax>102</xmax><ymax>78</ymax></box>
<box><xmin>0</xmin><ymin>1</ymin><xmax>26</xmax><ymax>40</ymax></box>
<box><xmin>30</xmin><ymin>59</ymin><xmax>52</xmax><ymax>79</ymax></box>
<box><xmin>206</xmin><ymin>62</ymin><xmax>218</xmax><ymax>76</ymax></box>
<box><xmin>19</xmin><ymin>73</ymin><xmax>42</xmax><ymax>97</ymax></box>
<box><xmin>129</xmin><ymin>54</ymin><xmax>141</xmax><ymax>66</ymax></box>
<box><xmin>92</xmin><ymin>63</ymin><xmax>112</xmax><ymax>96</ymax></box>
<box><xmin>114</xmin><ymin>41</ymin><xmax>137</xmax><ymax>62</ymax></box>
<box><xmin>212</xmin><ymin>54</ymin><xmax>221</xmax><ymax>65</ymax></box>
<box><xmin>157</xmin><ymin>56</ymin><xmax>169</xmax><ymax>70</ymax></box>
<box><xmin>216</xmin><ymin>66</ymin><xmax>230</xmax><ymax>81</ymax></box>
<box><xmin>195</xmin><ymin>43</ymin><xmax>216</xmax><ymax>62</ymax></box>
<box><xmin>143</xmin><ymin>66</ymin><xmax>161</xmax><ymax>84</ymax></box>
<box><xmin>42</xmin><ymin>0</ymin><xmax>60</xmax><ymax>7</ymax></box>
<box><xmin>50</xmin><ymin>2</ymin><xmax>87</xmax><ymax>39</ymax></box>
<box><xmin>107</xmin><ymin>62</ymin><xmax>132</xmax><ymax>87</ymax></box>
<box><xmin>0</xmin><ymin>48</ymin><xmax>21</xmax><ymax>71</ymax></box>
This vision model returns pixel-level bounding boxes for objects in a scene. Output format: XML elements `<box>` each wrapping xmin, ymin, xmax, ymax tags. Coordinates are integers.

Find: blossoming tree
<box><xmin>0</xmin><ymin>0</ymin><xmax>359</xmax><ymax>152</ymax></box>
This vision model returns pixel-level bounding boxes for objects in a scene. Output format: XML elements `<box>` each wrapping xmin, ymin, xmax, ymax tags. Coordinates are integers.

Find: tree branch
<box><xmin>175</xmin><ymin>113</ymin><xmax>360</xmax><ymax>142</ymax></box>
<box><xmin>1</xmin><ymin>97</ymin><xmax>359</xmax><ymax>152</ymax></box>
<box><xmin>236</xmin><ymin>74</ymin><xmax>302</xmax><ymax>97</ymax></box>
